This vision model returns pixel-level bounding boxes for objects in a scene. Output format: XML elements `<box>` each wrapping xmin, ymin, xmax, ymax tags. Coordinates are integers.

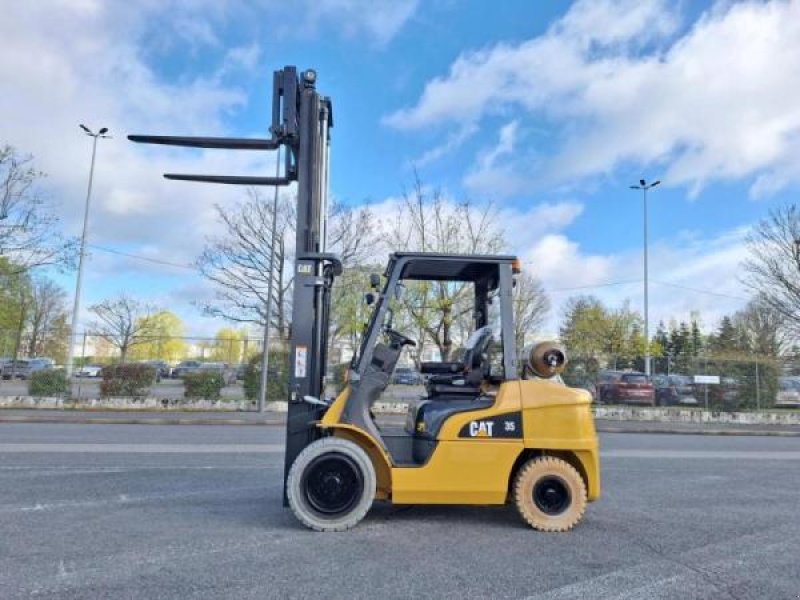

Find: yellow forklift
<box><xmin>130</xmin><ymin>66</ymin><xmax>600</xmax><ymax>532</ymax></box>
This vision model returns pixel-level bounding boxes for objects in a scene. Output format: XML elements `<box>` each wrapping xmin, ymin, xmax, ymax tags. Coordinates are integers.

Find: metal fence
<box><xmin>3</xmin><ymin>330</ymin><xmax>799</xmax><ymax>412</ymax></box>
<box><xmin>0</xmin><ymin>332</ymin><xmax>293</xmax><ymax>404</ymax></box>
<box><xmin>562</xmin><ymin>354</ymin><xmax>793</xmax><ymax>411</ymax></box>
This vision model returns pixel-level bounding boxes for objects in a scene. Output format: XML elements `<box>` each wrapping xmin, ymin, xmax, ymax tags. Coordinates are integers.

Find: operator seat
<box><xmin>405</xmin><ymin>326</ymin><xmax>498</xmax><ymax>463</ymax></box>
<box><xmin>425</xmin><ymin>326</ymin><xmax>494</xmax><ymax>397</ymax></box>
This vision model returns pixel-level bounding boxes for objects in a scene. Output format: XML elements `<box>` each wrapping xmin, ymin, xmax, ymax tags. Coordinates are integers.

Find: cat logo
<box><xmin>468</xmin><ymin>420</ymin><xmax>494</xmax><ymax>437</ymax></box>
<box><xmin>459</xmin><ymin>412</ymin><xmax>522</xmax><ymax>439</ymax></box>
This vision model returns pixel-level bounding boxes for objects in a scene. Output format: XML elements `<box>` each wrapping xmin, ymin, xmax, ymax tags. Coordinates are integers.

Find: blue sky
<box><xmin>2</xmin><ymin>0</ymin><xmax>800</xmax><ymax>336</ymax></box>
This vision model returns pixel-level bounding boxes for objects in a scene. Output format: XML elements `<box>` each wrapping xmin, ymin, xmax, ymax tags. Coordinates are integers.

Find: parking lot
<box><xmin>1</xmin><ymin>423</ymin><xmax>798</xmax><ymax>599</ymax></box>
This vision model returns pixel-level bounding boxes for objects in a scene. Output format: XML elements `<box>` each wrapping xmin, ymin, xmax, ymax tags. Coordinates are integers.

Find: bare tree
<box><xmin>88</xmin><ymin>294</ymin><xmax>156</xmax><ymax>362</ymax></box>
<box><xmin>197</xmin><ymin>188</ymin><xmax>294</xmax><ymax>333</ymax></box>
<box><xmin>743</xmin><ymin>204</ymin><xmax>800</xmax><ymax>336</ymax></box>
<box><xmin>325</xmin><ymin>201</ymin><xmax>383</xmax><ymax>357</ymax></box>
<box><xmin>26</xmin><ymin>277</ymin><xmax>68</xmax><ymax>357</ymax></box>
<box><xmin>385</xmin><ymin>174</ymin><xmax>506</xmax><ymax>360</ymax></box>
<box><xmin>513</xmin><ymin>271</ymin><xmax>550</xmax><ymax>355</ymax></box>
<box><xmin>0</xmin><ymin>145</ymin><xmax>75</xmax><ymax>273</ymax></box>
<box><xmin>198</xmin><ymin>189</ymin><xmax>381</xmax><ymax>344</ymax></box>
<box><xmin>733</xmin><ymin>294</ymin><xmax>787</xmax><ymax>356</ymax></box>
<box><xmin>327</xmin><ymin>201</ymin><xmax>381</xmax><ymax>266</ymax></box>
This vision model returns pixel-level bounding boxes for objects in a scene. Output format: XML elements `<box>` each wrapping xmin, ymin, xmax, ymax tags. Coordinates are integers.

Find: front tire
<box><xmin>287</xmin><ymin>437</ymin><xmax>376</xmax><ymax>532</ymax></box>
<box><xmin>513</xmin><ymin>456</ymin><xmax>587</xmax><ymax>532</ymax></box>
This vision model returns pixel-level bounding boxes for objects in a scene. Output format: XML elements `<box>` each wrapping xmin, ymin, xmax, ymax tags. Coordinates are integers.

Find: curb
<box><xmin>595</xmin><ymin>426</ymin><xmax>800</xmax><ymax>437</ymax></box>
<box><xmin>0</xmin><ymin>415</ymin><xmax>284</xmax><ymax>426</ymax></box>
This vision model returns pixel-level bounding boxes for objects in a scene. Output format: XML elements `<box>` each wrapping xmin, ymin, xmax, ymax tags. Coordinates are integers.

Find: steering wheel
<box><xmin>385</xmin><ymin>328</ymin><xmax>416</xmax><ymax>348</ymax></box>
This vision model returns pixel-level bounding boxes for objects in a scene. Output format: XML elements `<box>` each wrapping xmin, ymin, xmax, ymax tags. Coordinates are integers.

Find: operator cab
<box><xmin>340</xmin><ymin>253</ymin><xmax>519</xmax><ymax>466</ymax></box>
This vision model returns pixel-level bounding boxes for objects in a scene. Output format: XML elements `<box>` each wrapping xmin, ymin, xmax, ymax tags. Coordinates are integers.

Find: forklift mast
<box><xmin>128</xmin><ymin>66</ymin><xmax>339</xmax><ymax>502</ymax></box>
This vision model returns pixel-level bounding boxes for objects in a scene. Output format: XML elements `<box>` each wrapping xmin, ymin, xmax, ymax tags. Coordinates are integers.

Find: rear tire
<box><xmin>287</xmin><ymin>437</ymin><xmax>376</xmax><ymax>532</ymax></box>
<box><xmin>513</xmin><ymin>456</ymin><xmax>587</xmax><ymax>532</ymax></box>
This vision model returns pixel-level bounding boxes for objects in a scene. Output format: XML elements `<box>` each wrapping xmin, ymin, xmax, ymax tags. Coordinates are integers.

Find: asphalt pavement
<box><xmin>1</xmin><ymin>423</ymin><xmax>798</xmax><ymax>599</ymax></box>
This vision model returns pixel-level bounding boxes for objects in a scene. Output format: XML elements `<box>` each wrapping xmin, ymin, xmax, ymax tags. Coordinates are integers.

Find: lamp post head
<box><xmin>79</xmin><ymin>124</ymin><xmax>92</xmax><ymax>135</ymax></box>
<box><xmin>98</xmin><ymin>127</ymin><xmax>109</xmax><ymax>135</ymax></box>
<box><xmin>639</xmin><ymin>179</ymin><xmax>646</xmax><ymax>187</ymax></box>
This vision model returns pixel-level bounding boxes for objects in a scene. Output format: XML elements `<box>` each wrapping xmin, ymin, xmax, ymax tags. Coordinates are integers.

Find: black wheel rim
<box><xmin>302</xmin><ymin>452</ymin><xmax>364</xmax><ymax>517</ymax></box>
<box><xmin>533</xmin><ymin>476</ymin><xmax>571</xmax><ymax>516</ymax></box>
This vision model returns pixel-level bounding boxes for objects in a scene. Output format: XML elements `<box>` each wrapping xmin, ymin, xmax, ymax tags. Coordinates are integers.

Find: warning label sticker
<box><xmin>295</xmin><ymin>345</ymin><xmax>307</xmax><ymax>378</ymax></box>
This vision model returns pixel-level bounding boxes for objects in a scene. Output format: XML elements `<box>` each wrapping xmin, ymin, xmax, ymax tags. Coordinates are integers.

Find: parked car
<box><xmin>196</xmin><ymin>362</ymin><xmax>237</xmax><ymax>385</ymax></box>
<box><xmin>775</xmin><ymin>377</ymin><xmax>800</xmax><ymax>408</ymax></box>
<box><xmin>235</xmin><ymin>363</ymin><xmax>248</xmax><ymax>381</ymax></box>
<box><xmin>140</xmin><ymin>360</ymin><xmax>171</xmax><ymax>381</ymax></box>
<box><xmin>596</xmin><ymin>370</ymin><xmax>655</xmax><ymax>405</ymax></box>
<box><xmin>172</xmin><ymin>360</ymin><xmax>203</xmax><ymax>378</ymax></box>
<box><xmin>2</xmin><ymin>360</ymin><xmax>30</xmax><ymax>380</ymax></box>
<box><xmin>31</xmin><ymin>357</ymin><xmax>55</xmax><ymax>368</ymax></box>
<box><xmin>1</xmin><ymin>358</ymin><xmax>52</xmax><ymax>380</ymax></box>
<box><xmin>76</xmin><ymin>364</ymin><xmax>104</xmax><ymax>378</ymax></box>
<box><xmin>709</xmin><ymin>376</ymin><xmax>742</xmax><ymax>409</ymax></box>
<box><xmin>392</xmin><ymin>366</ymin><xmax>422</xmax><ymax>385</ymax></box>
<box><xmin>653</xmin><ymin>374</ymin><xmax>698</xmax><ymax>406</ymax></box>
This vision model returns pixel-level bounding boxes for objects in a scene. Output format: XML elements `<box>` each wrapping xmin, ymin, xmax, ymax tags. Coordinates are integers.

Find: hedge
<box><xmin>29</xmin><ymin>369</ymin><xmax>69</xmax><ymax>397</ymax></box>
<box><xmin>183</xmin><ymin>371</ymin><xmax>225</xmax><ymax>400</ymax></box>
<box><xmin>244</xmin><ymin>349</ymin><xmax>289</xmax><ymax>402</ymax></box>
<box><xmin>100</xmin><ymin>364</ymin><xmax>156</xmax><ymax>398</ymax></box>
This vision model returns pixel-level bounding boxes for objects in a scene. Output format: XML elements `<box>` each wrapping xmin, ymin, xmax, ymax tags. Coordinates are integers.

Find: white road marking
<box><xmin>0</xmin><ymin>465</ymin><xmax>279</xmax><ymax>471</ymax></box>
<box><xmin>0</xmin><ymin>443</ymin><xmax>283</xmax><ymax>453</ymax></box>
<box><xmin>0</xmin><ymin>485</ymin><xmax>269</xmax><ymax>514</ymax></box>
<box><xmin>603</xmin><ymin>449</ymin><xmax>800</xmax><ymax>460</ymax></box>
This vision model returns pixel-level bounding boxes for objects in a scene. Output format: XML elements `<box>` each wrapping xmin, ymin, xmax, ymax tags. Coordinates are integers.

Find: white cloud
<box><xmin>536</xmin><ymin>226</ymin><xmax>751</xmax><ymax>335</ymax></box>
<box><xmin>218</xmin><ymin>44</ymin><xmax>262</xmax><ymax>77</ymax></box>
<box><xmin>386</xmin><ymin>0</ymin><xmax>800</xmax><ymax>197</ymax></box>
<box><xmin>0</xmin><ymin>2</ymin><xmax>282</xmax><ymax>335</ymax></box>
<box><xmin>463</xmin><ymin>120</ymin><xmax>530</xmax><ymax>196</ymax></box>
<box><xmin>336</xmin><ymin>186</ymin><xmax>748</xmax><ymax>337</ymax></box>
<box><xmin>499</xmin><ymin>201</ymin><xmax>584</xmax><ymax>250</ymax></box>
<box><xmin>412</xmin><ymin>122</ymin><xmax>478</xmax><ymax>167</ymax></box>
<box><xmin>287</xmin><ymin>0</ymin><xmax>418</xmax><ymax>46</ymax></box>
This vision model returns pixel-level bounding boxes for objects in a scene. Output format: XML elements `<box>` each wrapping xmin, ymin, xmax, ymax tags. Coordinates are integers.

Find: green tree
<box><xmin>690</xmin><ymin>318</ymin><xmax>703</xmax><ymax>357</ymax></box>
<box><xmin>0</xmin><ymin>260</ymin><xmax>32</xmax><ymax>362</ymax></box>
<box><xmin>559</xmin><ymin>296</ymin><xmax>654</xmax><ymax>373</ymax></box>
<box><xmin>210</xmin><ymin>327</ymin><xmax>245</xmax><ymax>364</ymax></box>
<box><xmin>708</xmin><ymin>316</ymin><xmax>740</xmax><ymax>356</ymax></box>
<box><xmin>128</xmin><ymin>311</ymin><xmax>187</xmax><ymax>362</ymax></box>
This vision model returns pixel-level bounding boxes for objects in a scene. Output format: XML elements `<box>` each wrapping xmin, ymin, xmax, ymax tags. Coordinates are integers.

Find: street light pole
<box><xmin>629</xmin><ymin>179</ymin><xmax>661</xmax><ymax>377</ymax></box>
<box><xmin>66</xmin><ymin>125</ymin><xmax>110</xmax><ymax>378</ymax></box>
<box><xmin>257</xmin><ymin>147</ymin><xmax>282</xmax><ymax>412</ymax></box>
